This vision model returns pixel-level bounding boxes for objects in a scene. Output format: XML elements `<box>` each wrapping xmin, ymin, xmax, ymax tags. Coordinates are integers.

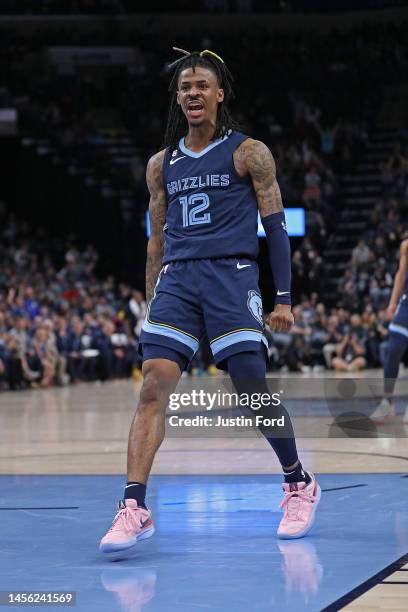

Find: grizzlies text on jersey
<box><xmin>162</xmin><ymin>131</ymin><xmax>259</xmax><ymax>262</ymax></box>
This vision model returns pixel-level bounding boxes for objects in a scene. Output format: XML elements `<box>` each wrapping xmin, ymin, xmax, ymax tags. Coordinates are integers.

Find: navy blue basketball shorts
<box><xmin>139</xmin><ymin>258</ymin><xmax>268</xmax><ymax>370</ymax></box>
<box><xmin>389</xmin><ymin>294</ymin><xmax>408</xmax><ymax>339</ymax></box>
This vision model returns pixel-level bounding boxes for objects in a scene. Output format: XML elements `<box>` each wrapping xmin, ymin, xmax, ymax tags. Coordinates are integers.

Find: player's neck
<box><xmin>184</xmin><ymin>124</ymin><xmax>217</xmax><ymax>153</ymax></box>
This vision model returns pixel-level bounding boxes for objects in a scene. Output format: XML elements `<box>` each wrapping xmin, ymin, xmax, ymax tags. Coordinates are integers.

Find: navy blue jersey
<box><xmin>404</xmin><ymin>270</ymin><xmax>408</xmax><ymax>295</ymax></box>
<box><xmin>162</xmin><ymin>131</ymin><xmax>259</xmax><ymax>263</ymax></box>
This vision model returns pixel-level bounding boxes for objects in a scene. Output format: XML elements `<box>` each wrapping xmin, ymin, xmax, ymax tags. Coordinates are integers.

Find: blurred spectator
<box><xmin>331</xmin><ymin>332</ymin><xmax>367</xmax><ymax>372</ymax></box>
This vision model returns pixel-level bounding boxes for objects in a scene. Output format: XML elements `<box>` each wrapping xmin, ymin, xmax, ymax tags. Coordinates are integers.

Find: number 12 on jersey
<box><xmin>179</xmin><ymin>193</ymin><xmax>211</xmax><ymax>227</ymax></box>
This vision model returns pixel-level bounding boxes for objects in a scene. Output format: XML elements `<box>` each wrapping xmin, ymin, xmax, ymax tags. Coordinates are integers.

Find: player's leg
<box><xmin>202</xmin><ymin>259</ymin><xmax>320</xmax><ymax>539</ymax></box>
<box><xmin>99</xmin><ymin>350</ymin><xmax>185</xmax><ymax>556</ymax></box>
<box><xmin>331</xmin><ymin>356</ymin><xmax>349</xmax><ymax>371</ymax></box>
<box><xmin>348</xmin><ymin>356</ymin><xmax>366</xmax><ymax>371</ymax></box>
<box><xmin>226</xmin><ymin>349</ymin><xmax>320</xmax><ymax>540</ymax></box>
<box><xmin>100</xmin><ymin>262</ymin><xmax>202</xmax><ymax>556</ymax></box>
<box><xmin>372</xmin><ymin>329</ymin><xmax>408</xmax><ymax>423</ymax></box>
<box><xmin>127</xmin><ymin>353</ymin><xmax>184</xmax><ymax>486</ymax></box>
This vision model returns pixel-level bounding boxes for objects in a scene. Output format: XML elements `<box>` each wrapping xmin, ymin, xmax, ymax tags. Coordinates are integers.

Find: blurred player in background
<box><xmin>372</xmin><ymin>237</ymin><xmax>408</xmax><ymax>423</ymax></box>
<box><xmin>100</xmin><ymin>48</ymin><xmax>320</xmax><ymax>557</ymax></box>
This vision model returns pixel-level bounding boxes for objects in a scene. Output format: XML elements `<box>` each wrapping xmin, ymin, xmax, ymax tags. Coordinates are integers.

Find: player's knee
<box><xmin>138</xmin><ymin>361</ymin><xmax>175</xmax><ymax>413</ymax></box>
<box><xmin>138</xmin><ymin>368</ymin><xmax>162</xmax><ymax>411</ymax></box>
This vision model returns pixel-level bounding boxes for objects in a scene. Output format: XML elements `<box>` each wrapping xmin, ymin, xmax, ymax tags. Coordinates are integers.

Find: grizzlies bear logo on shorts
<box><xmin>247</xmin><ymin>290</ymin><xmax>263</xmax><ymax>326</ymax></box>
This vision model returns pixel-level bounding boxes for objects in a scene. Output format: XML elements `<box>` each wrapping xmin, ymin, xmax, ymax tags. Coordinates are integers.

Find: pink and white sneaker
<box><xmin>277</xmin><ymin>472</ymin><xmax>321</xmax><ymax>540</ymax></box>
<box><xmin>100</xmin><ymin>499</ymin><xmax>155</xmax><ymax>555</ymax></box>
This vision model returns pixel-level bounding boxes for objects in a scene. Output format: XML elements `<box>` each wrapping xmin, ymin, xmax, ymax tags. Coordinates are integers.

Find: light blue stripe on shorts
<box><xmin>389</xmin><ymin>323</ymin><xmax>408</xmax><ymax>338</ymax></box>
<box><xmin>210</xmin><ymin>330</ymin><xmax>267</xmax><ymax>356</ymax></box>
<box><xmin>142</xmin><ymin>318</ymin><xmax>199</xmax><ymax>352</ymax></box>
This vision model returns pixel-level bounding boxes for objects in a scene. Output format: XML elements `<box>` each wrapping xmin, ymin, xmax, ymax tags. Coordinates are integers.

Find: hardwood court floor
<box><xmin>0</xmin><ymin>370</ymin><xmax>407</xmax><ymax>476</ymax></box>
<box><xmin>0</xmin><ymin>371</ymin><xmax>407</xmax><ymax>611</ymax></box>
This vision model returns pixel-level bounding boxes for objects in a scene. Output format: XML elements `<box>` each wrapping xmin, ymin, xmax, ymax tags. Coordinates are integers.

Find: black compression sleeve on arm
<box><xmin>261</xmin><ymin>211</ymin><xmax>291</xmax><ymax>306</ymax></box>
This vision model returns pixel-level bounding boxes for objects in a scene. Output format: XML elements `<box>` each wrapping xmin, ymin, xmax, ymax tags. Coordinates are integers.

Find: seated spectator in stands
<box><xmin>331</xmin><ymin>332</ymin><xmax>367</xmax><ymax>372</ymax></box>
<box><xmin>127</xmin><ymin>289</ymin><xmax>146</xmax><ymax>338</ymax></box>
<box><xmin>31</xmin><ymin>326</ymin><xmax>56</xmax><ymax>388</ymax></box>
<box><xmin>351</xmin><ymin>240</ymin><xmax>372</xmax><ymax>270</ymax></box>
<box><xmin>43</xmin><ymin>318</ymin><xmax>66</xmax><ymax>385</ymax></box>
<box><xmin>322</xmin><ymin>315</ymin><xmax>343</xmax><ymax>369</ymax></box>
<box><xmin>65</xmin><ymin>317</ymin><xmax>87</xmax><ymax>383</ymax></box>
<box><xmin>283</xmin><ymin>305</ymin><xmax>313</xmax><ymax>372</ymax></box>
<box><xmin>309</xmin><ymin>303</ymin><xmax>329</xmax><ymax>368</ymax></box>
<box><xmin>303</xmin><ymin>165</ymin><xmax>321</xmax><ymax>204</ymax></box>
<box><xmin>94</xmin><ymin>320</ymin><xmax>116</xmax><ymax>381</ymax></box>
<box><xmin>366</xmin><ymin>309</ymin><xmax>389</xmax><ymax>367</ymax></box>
<box><xmin>286</xmin><ymin>335</ymin><xmax>312</xmax><ymax>372</ymax></box>
<box><xmin>9</xmin><ymin>315</ymin><xmax>29</xmax><ymax>360</ymax></box>
<box><xmin>110</xmin><ymin>323</ymin><xmax>132</xmax><ymax>379</ymax></box>
<box><xmin>346</xmin><ymin>314</ymin><xmax>367</xmax><ymax>344</ymax></box>
<box><xmin>23</xmin><ymin>286</ymin><xmax>40</xmax><ymax>320</ymax></box>
<box><xmin>6</xmin><ymin>334</ymin><xmax>26</xmax><ymax>389</ymax></box>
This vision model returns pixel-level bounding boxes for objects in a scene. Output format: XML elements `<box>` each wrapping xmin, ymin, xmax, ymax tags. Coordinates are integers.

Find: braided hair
<box><xmin>163</xmin><ymin>48</ymin><xmax>239</xmax><ymax>151</ymax></box>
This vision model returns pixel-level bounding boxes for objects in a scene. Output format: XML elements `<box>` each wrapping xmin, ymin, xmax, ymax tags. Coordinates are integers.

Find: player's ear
<box><xmin>217</xmin><ymin>88</ymin><xmax>224</xmax><ymax>103</ymax></box>
<box><xmin>176</xmin><ymin>91</ymin><xmax>181</xmax><ymax>106</ymax></box>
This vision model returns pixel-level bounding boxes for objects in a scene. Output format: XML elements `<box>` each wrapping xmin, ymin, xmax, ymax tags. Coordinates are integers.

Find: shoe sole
<box><xmin>100</xmin><ymin>525</ymin><xmax>155</xmax><ymax>556</ymax></box>
<box><xmin>277</xmin><ymin>482</ymin><xmax>322</xmax><ymax>540</ymax></box>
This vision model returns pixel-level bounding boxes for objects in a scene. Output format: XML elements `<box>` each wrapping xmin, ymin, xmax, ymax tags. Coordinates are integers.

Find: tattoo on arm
<box><xmin>145</xmin><ymin>150</ymin><xmax>166</xmax><ymax>304</ymax></box>
<box><xmin>236</xmin><ymin>139</ymin><xmax>283</xmax><ymax>217</ymax></box>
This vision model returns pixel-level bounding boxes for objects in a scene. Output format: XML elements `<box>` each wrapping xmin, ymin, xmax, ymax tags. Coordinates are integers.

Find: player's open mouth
<box><xmin>187</xmin><ymin>101</ymin><xmax>204</xmax><ymax>119</ymax></box>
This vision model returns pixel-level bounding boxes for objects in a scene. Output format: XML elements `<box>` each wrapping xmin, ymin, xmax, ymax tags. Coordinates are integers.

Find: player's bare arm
<box><xmin>387</xmin><ymin>238</ymin><xmax>408</xmax><ymax>319</ymax></box>
<box><xmin>234</xmin><ymin>139</ymin><xmax>294</xmax><ymax>333</ymax></box>
<box><xmin>145</xmin><ymin>150</ymin><xmax>167</xmax><ymax>304</ymax></box>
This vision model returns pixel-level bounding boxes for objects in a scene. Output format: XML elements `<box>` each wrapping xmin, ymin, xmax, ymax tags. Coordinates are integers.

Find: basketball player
<box><xmin>372</xmin><ymin>237</ymin><xmax>408</xmax><ymax>423</ymax></box>
<box><xmin>100</xmin><ymin>49</ymin><xmax>320</xmax><ymax>555</ymax></box>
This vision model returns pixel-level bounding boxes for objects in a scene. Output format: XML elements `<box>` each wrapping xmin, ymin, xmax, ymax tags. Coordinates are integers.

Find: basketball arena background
<box><xmin>1</xmin><ymin>2</ymin><xmax>408</xmax><ymax>612</ymax></box>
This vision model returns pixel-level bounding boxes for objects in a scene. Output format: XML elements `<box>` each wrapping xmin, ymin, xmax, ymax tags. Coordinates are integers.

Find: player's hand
<box><xmin>267</xmin><ymin>304</ymin><xmax>294</xmax><ymax>332</ymax></box>
<box><xmin>386</xmin><ymin>304</ymin><xmax>397</xmax><ymax>320</ymax></box>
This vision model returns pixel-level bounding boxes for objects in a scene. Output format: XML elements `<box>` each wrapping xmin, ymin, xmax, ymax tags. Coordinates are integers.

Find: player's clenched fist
<box><xmin>267</xmin><ymin>304</ymin><xmax>294</xmax><ymax>332</ymax></box>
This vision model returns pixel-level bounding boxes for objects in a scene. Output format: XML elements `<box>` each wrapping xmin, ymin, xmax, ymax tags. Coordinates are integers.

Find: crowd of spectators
<box><xmin>337</xmin><ymin>140</ymin><xmax>408</xmax><ymax>314</ymax></box>
<box><xmin>266</xmin><ymin>296</ymin><xmax>391</xmax><ymax>373</ymax></box>
<box><xmin>0</xmin><ymin>209</ymin><xmax>147</xmax><ymax>391</ymax></box>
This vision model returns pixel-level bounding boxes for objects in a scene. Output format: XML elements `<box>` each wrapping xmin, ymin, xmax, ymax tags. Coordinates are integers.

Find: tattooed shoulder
<box><xmin>146</xmin><ymin>149</ymin><xmax>166</xmax><ymax>196</ymax></box>
<box><xmin>235</xmin><ymin>138</ymin><xmax>275</xmax><ymax>180</ymax></box>
<box><xmin>234</xmin><ymin>138</ymin><xmax>283</xmax><ymax>216</ymax></box>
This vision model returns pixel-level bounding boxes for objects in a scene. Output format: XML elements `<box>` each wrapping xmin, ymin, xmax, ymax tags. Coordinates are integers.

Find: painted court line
<box><xmin>321</xmin><ymin>552</ymin><xmax>408</xmax><ymax>610</ymax></box>
<box><xmin>0</xmin><ymin>506</ymin><xmax>79</xmax><ymax>511</ymax></box>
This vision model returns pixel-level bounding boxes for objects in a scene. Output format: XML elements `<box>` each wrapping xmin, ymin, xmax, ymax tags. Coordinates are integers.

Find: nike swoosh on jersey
<box><xmin>276</xmin><ymin>290</ymin><xmax>290</xmax><ymax>295</ymax></box>
<box><xmin>237</xmin><ymin>263</ymin><xmax>251</xmax><ymax>270</ymax></box>
<box><xmin>169</xmin><ymin>156</ymin><xmax>187</xmax><ymax>165</ymax></box>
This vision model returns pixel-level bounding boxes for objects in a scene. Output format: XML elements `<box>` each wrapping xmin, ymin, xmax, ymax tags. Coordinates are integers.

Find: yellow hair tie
<box><xmin>200</xmin><ymin>49</ymin><xmax>224</xmax><ymax>63</ymax></box>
